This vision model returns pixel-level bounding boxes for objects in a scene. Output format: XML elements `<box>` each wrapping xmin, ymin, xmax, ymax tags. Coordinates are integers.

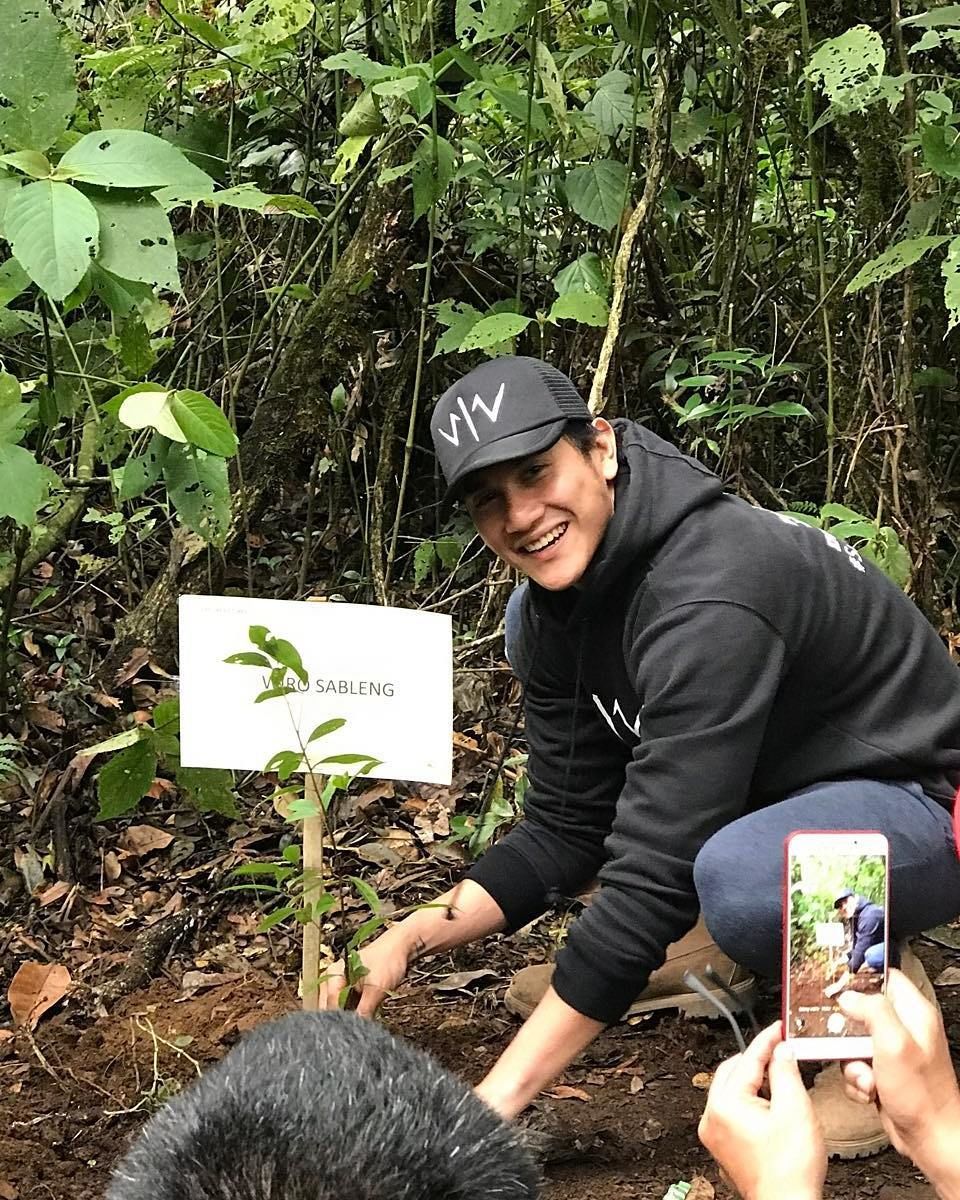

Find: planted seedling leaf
<box><xmin>224</xmin><ymin>651</ymin><xmax>272</xmax><ymax>667</ymax></box>
<box><xmin>564</xmin><ymin>160</ymin><xmax>629</xmax><ymax>231</ymax></box>
<box><xmin>96</xmin><ymin>739</ymin><xmax>158</xmax><ymax>820</ymax></box>
<box><xmin>58</xmin><ymin>130</ymin><xmax>213</xmax><ymax>190</ymax></box>
<box><xmin>5</xmin><ymin>180</ymin><xmax>99</xmax><ymax>301</ymax></box>
<box><xmin>169</xmin><ymin>390</ymin><xmax>238</xmax><ymax>456</ymax></box>
<box><xmin>7</xmin><ymin>962</ymin><xmax>71</xmax><ymax>1029</ymax></box>
<box><xmin>308</xmin><ymin>718</ymin><xmax>347</xmax><ymax>742</ymax></box>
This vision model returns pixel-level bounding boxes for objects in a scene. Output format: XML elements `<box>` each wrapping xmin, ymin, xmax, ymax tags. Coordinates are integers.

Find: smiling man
<box><xmin>321</xmin><ymin>355</ymin><xmax>960</xmax><ymax>1160</ymax></box>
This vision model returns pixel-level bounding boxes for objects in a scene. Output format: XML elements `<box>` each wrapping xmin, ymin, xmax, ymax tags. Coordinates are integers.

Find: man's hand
<box><xmin>318</xmin><ymin>925</ymin><xmax>415</xmax><ymax>1016</ymax></box>
<box><xmin>839</xmin><ymin>969</ymin><xmax>960</xmax><ymax>1196</ymax></box>
<box><xmin>698</xmin><ymin>1021</ymin><xmax>826</xmax><ymax>1200</ymax></box>
<box><xmin>317</xmin><ymin>880</ymin><xmax>508</xmax><ymax>1016</ymax></box>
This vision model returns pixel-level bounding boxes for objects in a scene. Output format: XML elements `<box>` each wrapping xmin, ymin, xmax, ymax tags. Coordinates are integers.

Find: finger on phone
<box><xmin>768</xmin><ymin>1041</ymin><xmax>806</xmax><ymax>1104</ymax></box>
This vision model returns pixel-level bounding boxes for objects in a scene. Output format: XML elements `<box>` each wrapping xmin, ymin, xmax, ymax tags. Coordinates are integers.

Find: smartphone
<box><xmin>783</xmin><ymin>830</ymin><xmax>889</xmax><ymax>1060</ymax></box>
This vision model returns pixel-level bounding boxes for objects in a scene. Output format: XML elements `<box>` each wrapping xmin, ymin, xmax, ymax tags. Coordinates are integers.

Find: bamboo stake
<box><xmin>301</xmin><ymin>772</ymin><xmax>325</xmax><ymax>1011</ymax></box>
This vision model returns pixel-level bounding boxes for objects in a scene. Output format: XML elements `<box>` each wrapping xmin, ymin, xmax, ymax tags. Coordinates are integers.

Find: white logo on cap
<box><xmin>436</xmin><ymin>382</ymin><xmax>505</xmax><ymax>447</ymax></box>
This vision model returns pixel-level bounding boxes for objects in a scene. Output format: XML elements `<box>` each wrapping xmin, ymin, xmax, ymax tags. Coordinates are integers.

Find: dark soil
<box><xmin>1</xmin><ymin>937</ymin><xmax>956</xmax><ymax>1200</ymax></box>
<box><xmin>788</xmin><ymin>961</ymin><xmax>883</xmax><ymax>1038</ymax></box>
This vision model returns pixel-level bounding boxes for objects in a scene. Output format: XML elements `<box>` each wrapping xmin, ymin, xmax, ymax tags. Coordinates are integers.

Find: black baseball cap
<box><xmin>834</xmin><ymin>889</ymin><xmax>855</xmax><ymax>908</ymax></box>
<box><xmin>430</xmin><ymin>356</ymin><xmax>592</xmax><ymax>500</ymax></box>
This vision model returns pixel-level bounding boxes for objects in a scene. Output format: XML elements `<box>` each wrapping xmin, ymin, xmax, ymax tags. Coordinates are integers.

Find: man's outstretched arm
<box><xmin>474</xmin><ymin>985</ymin><xmax>605</xmax><ymax>1119</ymax></box>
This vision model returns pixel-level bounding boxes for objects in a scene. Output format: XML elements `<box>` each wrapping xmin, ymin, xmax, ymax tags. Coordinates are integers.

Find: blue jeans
<box><xmin>863</xmin><ymin>943</ymin><xmax>886</xmax><ymax>972</ymax></box>
<box><xmin>504</xmin><ymin>584</ymin><xmax>960</xmax><ymax>979</ymax></box>
<box><xmin>695</xmin><ymin>781</ymin><xmax>960</xmax><ymax>977</ymax></box>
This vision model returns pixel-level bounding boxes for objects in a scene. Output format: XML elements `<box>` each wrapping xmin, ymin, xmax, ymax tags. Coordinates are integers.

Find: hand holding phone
<box><xmin>783</xmin><ymin>832</ymin><xmax>889</xmax><ymax>1060</ymax></box>
<box><xmin>839</xmin><ymin>970</ymin><xmax>960</xmax><ymax>1189</ymax></box>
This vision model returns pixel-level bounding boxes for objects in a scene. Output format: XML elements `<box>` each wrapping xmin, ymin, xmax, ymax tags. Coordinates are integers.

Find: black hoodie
<box><xmin>467</xmin><ymin>420</ymin><xmax>960</xmax><ymax>1023</ymax></box>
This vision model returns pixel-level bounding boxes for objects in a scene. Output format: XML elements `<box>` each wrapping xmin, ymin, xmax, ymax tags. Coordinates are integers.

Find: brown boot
<box><xmin>503</xmin><ymin>917</ymin><xmax>757</xmax><ymax>1020</ymax></box>
<box><xmin>811</xmin><ymin>944</ymin><xmax>936</xmax><ymax>1159</ymax></box>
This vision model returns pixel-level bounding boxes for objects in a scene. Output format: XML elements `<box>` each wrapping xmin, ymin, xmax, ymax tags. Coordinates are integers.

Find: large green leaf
<box><xmin>920</xmin><ymin>124</ymin><xmax>960</xmax><ymax>180</ymax></box>
<box><xmin>564</xmin><ymin>160</ymin><xmax>629</xmax><ymax>231</ymax></box>
<box><xmin>0</xmin><ymin>442</ymin><xmax>49</xmax><ymax>525</ymax></box>
<box><xmin>118</xmin><ymin>387</ymin><xmax>187</xmax><ymax>442</ymax></box>
<box><xmin>168</xmin><ymin>390</ymin><xmax>238</xmax><ymax>457</ymax></box>
<box><xmin>411</xmin><ymin>135</ymin><xmax>456</xmax><ymax>222</ymax></box>
<box><xmin>548</xmin><ymin>290</ymin><xmax>610</xmax><ymax>327</ymax></box>
<box><xmin>119</xmin><ymin>432</ymin><xmax>168</xmax><ymax>501</ymax></box>
<box><xmin>0</xmin><ymin>257</ymin><xmax>30</xmax><ymax>305</ymax></box>
<box><xmin>455</xmin><ymin>0</ymin><xmax>529</xmax><ymax>42</ymax></box>
<box><xmin>806</xmin><ymin>26</ymin><xmax>885</xmax><ymax>102</ymax></box>
<box><xmin>845</xmin><ymin>235</ymin><xmax>950</xmax><ymax>294</ymax></box>
<box><xmin>96</xmin><ymin>739</ymin><xmax>158</xmax><ymax>821</ymax></box>
<box><xmin>175</xmin><ymin>766</ymin><xmax>239</xmax><ymax>818</ymax></box>
<box><xmin>0</xmin><ymin>170</ymin><xmax>19</xmax><ymax>234</ymax></box>
<box><xmin>235</xmin><ymin>0</ymin><xmax>314</xmax><ymax>43</ymax></box>
<box><xmin>943</xmin><ymin>236</ymin><xmax>960</xmax><ymax>330</ymax></box>
<box><xmin>0</xmin><ymin>0</ymin><xmax>76</xmax><ymax>152</ymax></box>
<box><xmin>91</xmin><ymin>193</ymin><xmax>180</xmax><ymax>293</ymax></box>
<box><xmin>58</xmin><ymin>129</ymin><xmax>213</xmax><ymax>190</ymax></box>
<box><xmin>459</xmin><ymin>312</ymin><xmax>532</xmax><ymax>351</ymax></box>
<box><xmin>432</xmin><ymin>300</ymin><xmax>483</xmax><ymax>357</ymax></box>
<box><xmin>901</xmin><ymin>4</ymin><xmax>960</xmax><ymax>26</ymax></box>
<box><xmin>163</xmin><ymin>443</ymin><xmax>230</xmax><ymax>545</ymax></box>
<box><xmin>320</xmin><ymin>50</ymin><xmax>394</xmax><ymax>81</ymax></box>
<box><xmin>584</xmin><ymin>71</ymin><xmax>634</xmax><ymax>136</ymax></box>
<box><xmin>553</xmin><ymin>252</ymin><xmax>607</xmax><ymax>298</ymax></box>
<box><xmin>4</xmin><ymin>180</ymin><xmax>99</xmax><ymax>301</ymax></box>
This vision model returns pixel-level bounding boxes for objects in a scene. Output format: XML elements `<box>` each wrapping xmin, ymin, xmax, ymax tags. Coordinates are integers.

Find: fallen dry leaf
<box><xmin>13</xmin><ymin>845</ymin><xmax>45</xmax><ymax>895</ymax></box>
<box><xmin>22</xmin><ymin>632</ymin><xmax>39</xmax><ymax>657</ymax></box>
<box><xmin>687</xmin><ymin>1176</ymin><xmax>715</xmax><ymax>1200</ymax></box>
<box><xmin>432</xmin><ymin>969</ymin><xmax>499</xmax><ymax>993</ymax></box>
<box><xmin>180</xmin><ymin>971</ymin><xmax>244</xmax><ymax>994</ymax></box>
<box><xmin>640</xmin><ymin>1117</ymin><xmax>664</xmax><ymax>1142</ymax></box>
<box><xmin>934</xmin><ymin>966</ymin><xmax>960</xmax><ymax>987</ymax></box>
<box><xmin>92</xmin><ymin>691</ymin><xmax>122</xmax><ymax>709</ymax></box>
<box><xmin>37</xmin><ymin>881</ymin><xmax>71</xmax><ymax>907</ymax></box>
<box><xmin>7</xmin><ymin>962</ymin><xmax>72</xmax><ymax>1029</ymax></box>
<box><xmin>630</xmin><ymin>1074</ymin><xmax>645</xmax><ymax>1094</ymax></box>
<box><xmin>103</xmin><ymin>850</ymin><xmax>122</xmax><ymax>881</ymax></box>
<box><xmin>691</xmin><ymin>1071</ymin><xmax>714</xmax><ymax>1090</ymax></box>
<box><xmin>0</xmin><ymin>1179</ymin><xmax>19</xmax><ymax>1199</ymax></box>
<box><xmin>358</xmin><ymin>780</ymin><xmax>395</xmax><ymax>809</ymax></box>
<box><xmin>119</xmin><ymin>825</ymin><xmax>174</xmax><ymax>857</ymax></box>
<box><xmin>114</xmin><ymin>646</ymin><xmax>151</xmax><ymax>687</ymax></box>
<box><xmin>545</xmin><ymin>1085</ymin><xmax>591</xmax><ymax>1102</ymax></box>
<box><xmin>24</xmin><ymin>703</ymin><xmax>64</xmax><ymax>732</ymax></box>
<box><xmin>0</xmin><ymin>1031</ymin><xmax>15</xmax><ymax>1043</ymax></box>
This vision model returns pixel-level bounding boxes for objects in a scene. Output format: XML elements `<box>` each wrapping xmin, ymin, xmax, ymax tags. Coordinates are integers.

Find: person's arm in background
<box><xmin>840</xmin><ymin>970</ymin><xmax>960</xmax><ymax>1200</ymax></box>
<box><xmin>698</xmin><ymin>1021</ymin><xmax>826</xmax><ymax>1200</ymax></box>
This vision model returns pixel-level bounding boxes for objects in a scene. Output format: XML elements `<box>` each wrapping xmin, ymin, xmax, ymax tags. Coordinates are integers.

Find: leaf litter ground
<box><xmin>2</xmin><ymin>616</ymin><xmax>958</xmax><ymax>1200</ymax></box>
<box><xmin>2</xmin><ymin>926</ymin><xmax>957</xmax><ymax>1199</ymax></box>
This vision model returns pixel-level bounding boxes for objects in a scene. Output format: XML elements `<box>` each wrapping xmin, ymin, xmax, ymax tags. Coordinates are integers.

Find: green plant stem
<box><xmin>515</xmin><ymin>16</ymin><xmax>539</xmax><ymax>307</ymax></box>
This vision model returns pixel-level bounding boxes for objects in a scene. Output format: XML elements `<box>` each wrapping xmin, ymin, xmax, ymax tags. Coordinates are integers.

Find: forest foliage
<box><xmin>3</xmin><ymin>0</ymin><xmax>960</xmax><ymax>798</ymax></box>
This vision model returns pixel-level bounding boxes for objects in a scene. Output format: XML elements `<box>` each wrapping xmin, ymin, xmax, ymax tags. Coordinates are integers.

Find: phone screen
<box><xmin>784</xmin><ymin>832</ymin><xmax>889</xmax><ymax>1059</ymax></box>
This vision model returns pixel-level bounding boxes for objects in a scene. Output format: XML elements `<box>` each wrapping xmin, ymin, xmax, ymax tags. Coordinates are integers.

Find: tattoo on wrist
<box><xmin>409</xmin><ymin>935</ymin><xmax>427</xmax><ymax>964</ymax></box>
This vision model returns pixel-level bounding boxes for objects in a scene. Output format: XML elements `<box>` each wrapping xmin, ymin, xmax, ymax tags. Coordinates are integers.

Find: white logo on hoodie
<box><xmin>592</xmin><ymin>694</ymin><xmax>642</xmax><ymax>742</ymax></box>
<box><xmin>436</xmin><ymin>382</ymin><xmax>505</xmax><ymax>447</ymax></box>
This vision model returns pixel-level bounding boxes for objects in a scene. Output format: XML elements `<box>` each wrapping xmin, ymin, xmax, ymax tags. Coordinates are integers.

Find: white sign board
<box><xmin>814</xmin><ymin>921</ymin><xmax>846</xmax><ymax>948</ymax></box>
<box><xmin>178</xmin><ymin>596</ymin><xmax>452</xmax><ymax>784</ymax></box>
